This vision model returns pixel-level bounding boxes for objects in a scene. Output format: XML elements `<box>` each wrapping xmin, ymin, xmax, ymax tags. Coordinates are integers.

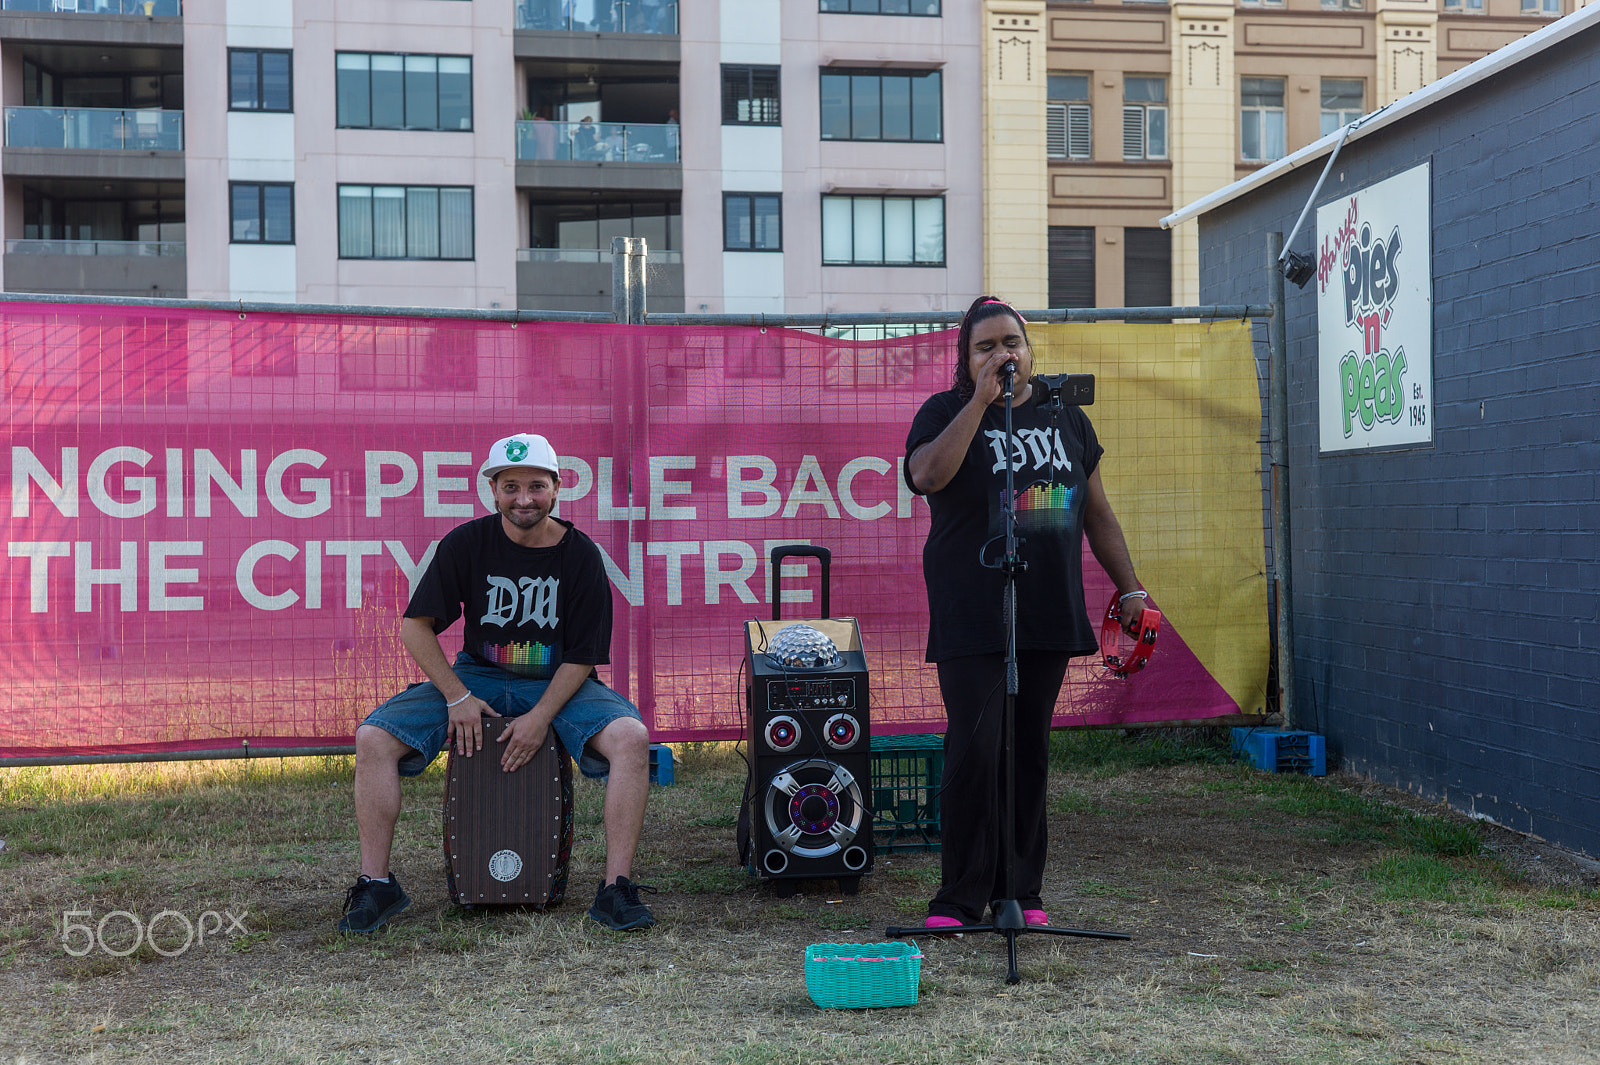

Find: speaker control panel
<box><xmin>766</xmin><ymin>678</ymin><xmax>857</xmax><ymax>711</ymax></box>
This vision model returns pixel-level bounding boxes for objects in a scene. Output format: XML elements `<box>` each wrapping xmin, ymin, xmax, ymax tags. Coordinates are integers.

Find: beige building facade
<box><xmin>1028</xmin><ymin>0</ymin><xmax>1583</xmax><ymax>308</ymax></box>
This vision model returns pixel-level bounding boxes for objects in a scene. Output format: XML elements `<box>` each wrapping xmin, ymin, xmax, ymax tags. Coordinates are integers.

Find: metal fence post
<box><xmin>1268</xmin><ymin>232</ymin><xmax>1297</xmax><ymax>730</ymax></box>
<box><xmin>610</xmin><ymin>236</ymin><xmax>647</xmax><ymax>324</ymax></box>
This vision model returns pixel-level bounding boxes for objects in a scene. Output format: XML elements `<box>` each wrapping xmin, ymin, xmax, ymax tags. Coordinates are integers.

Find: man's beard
<box><xmin>500</xmin><ymin>502</ymin><xmax>549</xmax><ymax>529</ymax></box>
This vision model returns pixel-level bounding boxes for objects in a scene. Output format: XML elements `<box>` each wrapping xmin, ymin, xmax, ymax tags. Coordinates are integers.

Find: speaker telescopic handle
<box><xmin>769</xmin><ymin>545</ymin><xmax>831</xmax><ymax>621</ymax></box>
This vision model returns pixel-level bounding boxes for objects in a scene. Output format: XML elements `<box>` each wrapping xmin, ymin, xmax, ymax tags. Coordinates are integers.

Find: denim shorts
<box><xmin>360</xmin><ymin>652</ymin><xmax>643</xmax><ymax>780</ymax></box>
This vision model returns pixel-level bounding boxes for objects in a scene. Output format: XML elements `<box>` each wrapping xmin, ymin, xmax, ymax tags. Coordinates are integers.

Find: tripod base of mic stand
<box><xmin>886</xmin><ymin>900</ymin><xmax>1130</xmax><ymax>985</ymax></box>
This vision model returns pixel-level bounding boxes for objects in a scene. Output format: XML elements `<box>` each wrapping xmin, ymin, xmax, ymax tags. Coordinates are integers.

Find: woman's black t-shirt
<box><xmin>903</xmin><ymin>387</ymin><xmax>1104</xmax><ymax>662</ymax></box>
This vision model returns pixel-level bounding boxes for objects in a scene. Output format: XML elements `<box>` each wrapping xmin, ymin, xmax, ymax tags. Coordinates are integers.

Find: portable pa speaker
<box><xmin>742</xmin><ymin>616</ymin><xmax>874</xmax><ymax>886</ymax></box>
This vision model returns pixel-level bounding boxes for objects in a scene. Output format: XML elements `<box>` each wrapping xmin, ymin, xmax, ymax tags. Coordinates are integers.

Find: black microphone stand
<box><xmin>886</xmin><ymin>365</ymin><xmax>1129</xmax><ymax>984</ymax></box>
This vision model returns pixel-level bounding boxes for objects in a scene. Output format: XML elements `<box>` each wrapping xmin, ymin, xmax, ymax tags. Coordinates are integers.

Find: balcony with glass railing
<box><xmin>1</xmin><ymin>0</ymin><xmax>181</xmax><ymax>14</ymax></box>
<box><xmin>516</xmin><ymin>244</ymin><xmax>683</xmax><ymax>312</ymax></box>
<box><xmin>515</xmin><ymin>0</ymin><xmax>676</xmax><ymax>34</ymax></box>
<box><xmin>4</xmin><ymin>235</ymin><xmax>186</xmax><ymax>297</ymax></box>
<box><xmin>3</xmin><ymin>106</ymin><xmax>183</xmax><ymax>150</ymax></box>
<box><xmin>515</xmin><ymin>120</ymin><xmax>678</xmax><ymax>163</ymax></box>
<box><xmin>6</xmin><ymin>238</ymin><xmax>183</xmax><ymax>256</ymax></box>
<box><xmin>517</xmin><ymin>247</ymin><xmax>681</xmax><ymax>264</ymax></box>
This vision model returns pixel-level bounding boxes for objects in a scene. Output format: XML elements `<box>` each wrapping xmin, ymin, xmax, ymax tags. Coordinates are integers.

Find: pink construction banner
<box><xmin>1</xmin><ymin>304</ymin><xmax>1267</xmax><ymax>760</ymax></box>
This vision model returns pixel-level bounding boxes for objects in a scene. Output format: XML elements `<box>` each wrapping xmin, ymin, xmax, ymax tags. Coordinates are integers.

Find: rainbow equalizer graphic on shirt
<box><xmin>479</xmin><ymin>640</ymin><xmax>559</xmax><ymax>678</ymax></box>
<box><xmin>1013</xmin><ymin>481</ymin><xmax>1078</xmax><ymax>532</ymax></box>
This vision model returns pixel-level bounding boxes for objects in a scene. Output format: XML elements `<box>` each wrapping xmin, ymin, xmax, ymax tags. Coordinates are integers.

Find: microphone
<box><xmin>1002</xmin><ymin>359</ymin><xmax>1017</xmax><ymax>377</ymax></box>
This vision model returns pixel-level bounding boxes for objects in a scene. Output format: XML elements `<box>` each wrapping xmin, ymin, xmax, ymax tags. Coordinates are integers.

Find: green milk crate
<box><xmin>870</xmin><ymin>734</ymin><xmax>944</xmax><ymax>853</ymax></box>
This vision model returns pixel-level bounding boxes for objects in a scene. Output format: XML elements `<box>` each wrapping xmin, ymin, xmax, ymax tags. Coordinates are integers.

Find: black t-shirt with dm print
<box><xmin>904</xmin><ymin>387</ymin><xmax>1104</xmax><ymax>662</ymax></box>
<box><xmin>405</xmin><ymin>513</ymin><xmax>612</xmax><ymax>678</ymax></box>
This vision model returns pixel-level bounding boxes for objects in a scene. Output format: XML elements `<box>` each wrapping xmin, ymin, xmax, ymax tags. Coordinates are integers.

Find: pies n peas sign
<box><xmin>1316</xmin><ymin>162</ymin><xmax>1433</xmax><ymax>453</ymax></box>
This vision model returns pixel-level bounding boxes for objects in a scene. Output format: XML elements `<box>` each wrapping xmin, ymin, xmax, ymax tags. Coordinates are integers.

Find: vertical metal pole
<box><xmin>627</xmin><ymin>236</ymin><xmax>652</xmax><ymax>711</ymax></box>
<box><xmin>1268</xmin><ymin>232</ymin><xmax>1297</xmax><ymax>730</ymax></box>
<box><xmin>628</xmin><ymin>237</ymin><xmax>648</xmax><ymax>323</ymax></box>
<box><xmin>611</xmin><ymin>236</ymin><xmax>647</xmax><ymax>324</ymax></box>
<box><xmin>611</xmin><ymin>236</ymin><xmax>630</xmax><ymax>323</ymax></box>
<box><xmin>610</xmin><ymin>236</ymin><xmax>653</xmax><ymax>711</ymax></box>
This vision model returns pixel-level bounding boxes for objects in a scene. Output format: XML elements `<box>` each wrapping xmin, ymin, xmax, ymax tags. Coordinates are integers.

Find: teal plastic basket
<box><xmin>804</xmin><ymin>941</ymin><xmax>923</xmax><ymax>1009</ymax></box>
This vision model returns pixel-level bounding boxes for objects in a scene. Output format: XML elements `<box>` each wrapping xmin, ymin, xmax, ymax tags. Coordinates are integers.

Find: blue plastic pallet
<box><xmin>649</xmin><ymin>743</ymin><xmax>674</xmax><ymax>786</ymax></box>
<box><xmin>1231</xmin><ymin>728</ymin><xmax>1326</xmax><ymax>776</ymax></box>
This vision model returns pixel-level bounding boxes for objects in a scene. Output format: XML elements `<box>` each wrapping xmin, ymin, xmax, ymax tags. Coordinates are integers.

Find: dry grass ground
<box><xmin>1</xmin><ymin>734</ymin><xmax>1597</xmax><ymax>1065</ymax></box>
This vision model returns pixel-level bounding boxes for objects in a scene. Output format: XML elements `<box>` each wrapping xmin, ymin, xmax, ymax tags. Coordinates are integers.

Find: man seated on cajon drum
<box><xmin>339</xmin><ymin>433</ymin><xmax>656</xmax><ymax>933</ymax></box>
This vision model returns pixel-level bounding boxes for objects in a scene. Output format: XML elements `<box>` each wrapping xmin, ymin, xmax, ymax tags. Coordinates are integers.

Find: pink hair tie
<box><xmin>980</xmin><ymin>298</ymin><xmax>1025</xmax><ymax>324</ymax></box>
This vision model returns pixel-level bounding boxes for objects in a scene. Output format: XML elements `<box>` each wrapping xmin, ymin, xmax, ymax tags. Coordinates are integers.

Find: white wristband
<box><xmin>1118</xmin><ymin>590</ymin><xmax>1148</xmax><ymax>603</ymax></box>
<box><xmin>445</xmin><ymin>691</ymin><xmax>472</xmax><ymax>708</ymax></box>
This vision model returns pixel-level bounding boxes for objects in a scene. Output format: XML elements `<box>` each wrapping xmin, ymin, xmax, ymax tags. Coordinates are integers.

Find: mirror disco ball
<box><xmin>766</xmin><ymin>624</ymin><xmax>842</xmax><ymax>670</ymax></box>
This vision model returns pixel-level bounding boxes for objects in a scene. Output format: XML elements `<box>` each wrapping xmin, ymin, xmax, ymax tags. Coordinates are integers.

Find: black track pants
<box><xmin>928</xmin><ymin>650</ymin><xmax>1072</xmax><ymax>923</ymax></box>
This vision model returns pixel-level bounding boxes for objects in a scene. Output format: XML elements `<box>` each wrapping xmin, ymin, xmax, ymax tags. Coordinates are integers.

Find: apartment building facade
<box><xmin>0</xmin><ymin>0</ymin><xmax>987</xmax><ymax>314</ymax></box>
<box><xmin>1038</xmin><ymin>0</ymin><xmax>1586</xmax><ymax>308</ymax></box>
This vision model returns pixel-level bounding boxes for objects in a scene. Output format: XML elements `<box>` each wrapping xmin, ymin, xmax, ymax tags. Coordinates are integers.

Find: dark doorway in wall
<box><xmin>1125</xmin><ymin>226</ymin><xmax>1172</xmax><ymax>309</ymax></box>
<box><xmin>1048</xmin><ymin>225</ymin><xmax>1095</xmax><ymax>309</ymax></box>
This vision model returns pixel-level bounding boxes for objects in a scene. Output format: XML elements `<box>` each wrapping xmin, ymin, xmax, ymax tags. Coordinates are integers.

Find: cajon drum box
<box><xmin>443</xmin><ymin>717</ymin><xmax>574</xmax><ymax>907</ymax></box>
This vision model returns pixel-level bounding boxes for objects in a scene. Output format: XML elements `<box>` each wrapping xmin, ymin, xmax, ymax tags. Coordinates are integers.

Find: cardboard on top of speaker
<box><xmin>744</xmin><ymin>617</ymin><xmax>865</xmax><ymax>664</ymax></box>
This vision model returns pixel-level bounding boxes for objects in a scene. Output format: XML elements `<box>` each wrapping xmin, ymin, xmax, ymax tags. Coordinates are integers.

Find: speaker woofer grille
<box><xmin>761</xmin><ymin>758</ymin><xmax>865</xmax><ymax>859</ymax></box>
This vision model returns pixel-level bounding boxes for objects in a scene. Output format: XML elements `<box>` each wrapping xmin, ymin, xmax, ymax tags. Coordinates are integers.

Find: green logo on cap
<box><xmin>505</xmin><ymin>439</ymin><xmax>528</xmax><ymax>462</ymax></box>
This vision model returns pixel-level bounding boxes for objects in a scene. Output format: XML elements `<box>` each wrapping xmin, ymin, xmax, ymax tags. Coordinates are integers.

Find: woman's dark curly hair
<box><xmin>952</xmin><ymin>295</ymin><xmax>1030</xmax><ymax>401</ymax></box>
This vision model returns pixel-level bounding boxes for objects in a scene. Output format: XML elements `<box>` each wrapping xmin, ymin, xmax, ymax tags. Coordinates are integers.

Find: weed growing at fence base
<box><xmin>1</xmin><ymin>735</ymin><xmax>1597</xmax><ymax>1065</ymax></box>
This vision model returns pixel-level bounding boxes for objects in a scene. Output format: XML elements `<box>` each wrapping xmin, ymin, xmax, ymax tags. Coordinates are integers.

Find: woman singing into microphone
<box><xmin>903</xmin><ymin>295</ymin><xmax>1147</xmax><ymax>932</ymax></box>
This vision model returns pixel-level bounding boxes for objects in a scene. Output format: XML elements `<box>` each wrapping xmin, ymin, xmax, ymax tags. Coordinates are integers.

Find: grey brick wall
<box><xmin>1198</xmin><ymin>27</ymin><xmax>1600</xmax><ymax>857</ymax></box>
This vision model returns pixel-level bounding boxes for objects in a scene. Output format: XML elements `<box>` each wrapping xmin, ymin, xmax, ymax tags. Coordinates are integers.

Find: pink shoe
<box><xmin>923</xmin><ymin>915</ymin><xmax>965</xmax><ymax>937</ymax></box>
<box><xmin>1023</xmin><ymin>909</ymin><xmax>1049</xmax><ymax>926</ymax></box>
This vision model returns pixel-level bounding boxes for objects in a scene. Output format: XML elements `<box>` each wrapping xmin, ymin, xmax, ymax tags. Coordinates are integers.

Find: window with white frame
<box><xmin>821</xmin><ymin>195</ymin><xmax>944</xmax><ymax>265</ymax></box>
<box><xmin>1047</xmin><ymin>74</ymin><xmax>1091</xmax><ymax>160</ymax></box>
<box><xmin>1443</xmin><ymin>0</ymin><xmax>1485</xmax><ymax>12</ymax></box>
<box><xmin>1320</xmin><ymin>79</ymin><xmax>1364</xmax><ymax>137</ymax></box>
<box><xmin>337</xmin><ymin>185</ymin><xmax>473</xmax><ymax>259</ymax></box>
<box><xmin>1520</xmin><ymin>0</ymin><xmax>1560</xmax><ymax>14</ymax></box>
<box><xmin>1241</xmin><ymin>77</ymin><xmax>1286</xmax><ymax>163</ymax></box>
<box><xmin>1319</xmin><ymin>0</ymin><xmax>1364</xmax><ymax>9</ymax></box>
<box><xmin>1123</xmin><ymin>76</ymin><xmax>1167</xmax><ymax>161</ymax></box>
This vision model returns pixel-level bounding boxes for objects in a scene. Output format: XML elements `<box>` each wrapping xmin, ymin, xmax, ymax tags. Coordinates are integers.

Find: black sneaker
<box><xmin>587</xmin><ymin>876</ymin><xmax>657</xmax><ymax>931</ymax></box>
<box><xmin>338</xmin><ymin>874</ymin><xmax>412</xmax><ymax>933</ymax></box>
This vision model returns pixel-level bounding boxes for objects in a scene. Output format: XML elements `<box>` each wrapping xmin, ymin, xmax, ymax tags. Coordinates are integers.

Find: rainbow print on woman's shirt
<box><xmin>1012</xmin><ymin>481</ymin><xmax>1079</xmax><ymax>532</ymax></box>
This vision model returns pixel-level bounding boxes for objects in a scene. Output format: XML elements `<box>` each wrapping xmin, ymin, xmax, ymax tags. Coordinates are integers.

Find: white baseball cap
<box><xmin>479</xmin><ymin>433</ymin><xmax>560</xmax><ymax>480</ymax></box>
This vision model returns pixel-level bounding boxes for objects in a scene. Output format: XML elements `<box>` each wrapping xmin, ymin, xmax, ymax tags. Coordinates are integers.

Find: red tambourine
<box><xmin>1100</xmin><ymin>593</ymin><xmax>1161</xmax><ymax>679</ymax></box>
